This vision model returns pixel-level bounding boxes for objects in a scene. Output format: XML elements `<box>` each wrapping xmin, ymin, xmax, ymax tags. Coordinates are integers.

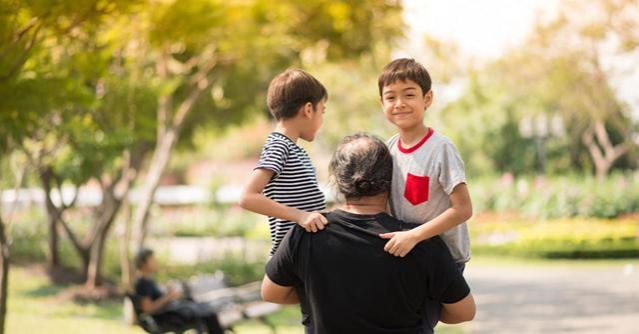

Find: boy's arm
<box><xmin>239</xmin><ymin>168</ymin><xmax>328</xmax><ymax>232</ymax></box>
<box><xmin>380</xmin><ymin>183</ymin><xmax>472</xmax><ymax>257</ymax></box>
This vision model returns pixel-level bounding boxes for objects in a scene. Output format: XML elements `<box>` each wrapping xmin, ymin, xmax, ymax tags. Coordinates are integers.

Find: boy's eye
<box><xmin>406</xmin><ymin>94</ymin><xmax>414</xmax><ymax>98</ymax></box>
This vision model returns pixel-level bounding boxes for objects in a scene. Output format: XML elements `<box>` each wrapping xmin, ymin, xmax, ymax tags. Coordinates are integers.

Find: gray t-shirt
<box><xmin>387</xmin><ymin>128</ymin><xmax>470</xmax><ymax>263</ymax></box>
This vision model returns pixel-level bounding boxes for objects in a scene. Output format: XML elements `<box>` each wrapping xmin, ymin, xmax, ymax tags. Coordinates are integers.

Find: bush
<box><xmin>471</xmin><ymin>218</ymin><xmax>639</xmax><ymax>259</ymax></box>
<box><xmin>470</xmin><ymin>173</ymin><xmax>639</xmax><ymax>219</ymax></box>
<box><xmin>151</xmin><ymin>205</ymin><xmax>261</xmax><ymax>238</ymax></box>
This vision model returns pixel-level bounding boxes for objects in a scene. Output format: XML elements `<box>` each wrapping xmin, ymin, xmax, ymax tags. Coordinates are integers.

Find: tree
<box><xmin>2</xmin><ymin>0</ymin><xmax>155</xmax><ymax>287</ymax></box>
<box><xmin>531</xmin><ymin>0</ymin><xmax>638</xmax><ymax>178</ymax></box>
<box><xmin>2</xmin><ymin>0</ymin><xmax>404</xmax><ymax>289</ymax></box>
<box><xmin>0</xmin><ymin>0</ymin><xmax>138</xmax><ymax>268</ymax></box>
<box><xmin>443</xmin><ymin>0</ymin><xmax>638</xmax><ymax>178</ymax></box>
<box><xmin>131</xmin><ymin>0</ymin><xmax>404</xmax><ymax>249</ymax></box>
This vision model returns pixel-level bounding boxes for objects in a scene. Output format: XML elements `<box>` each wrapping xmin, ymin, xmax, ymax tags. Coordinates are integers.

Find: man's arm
<box><xmin>239</xmin><ymin>168</ymin><xmax>327</xmax><ymax>232</ymax></box>
<box><xmin>380</xmin><ymin>183</ymin><xmax>472</xmax><ymax>257</ymax></box>
<box><xmin>440</xmin><ymin>293</ymin><xmax>476</xmax><ymax>324</ymax></box>
<box><xmin>140</xmin><ymin>288</ymin><xmax>181</xmax><ymax>315</ymax></box>
<box><xmin>261</xmin><ymin>274</ymin><xmax>300</xmax><ymax>304</ymax></box>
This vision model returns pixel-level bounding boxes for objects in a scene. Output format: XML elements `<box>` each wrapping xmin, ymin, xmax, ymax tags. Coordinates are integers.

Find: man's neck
<box><xmin>399</xmin><ymin>123</ymin><xmax>429</xmax><ymax>147</ymax></box>
<box><xmin>275</xmin><ymin>122</ymin><xmax>300</xmax><ymax>142</ymax></box>
<box><xmin>341</xmin><ymin>194</ymin><xmax>388</xmax><ymax>215</ymax></box>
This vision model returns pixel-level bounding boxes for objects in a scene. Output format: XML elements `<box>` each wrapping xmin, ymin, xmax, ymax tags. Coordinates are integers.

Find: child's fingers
<box><xmin>315</xmin><ymin>218</ymin><xmax>325</xmax><ymax>230</ymax></box>
<box><xmin>379</xmin><ymin>233</ymin><xmax>395</xmax><ymax>239</ymax></box>
<box><xmin>319</xmin><ymin>215</ymin><xmax>328</xmax><ymax>225</ymax></box>
<box><xmin>389</xmin><ymin>242</ymin><xmax>403</xmax><ymax>257</ymax></box>
<box><xmin>384</xmin><ymin>239</ymin><xmax>394</xmax><ymax>252</ymax></box>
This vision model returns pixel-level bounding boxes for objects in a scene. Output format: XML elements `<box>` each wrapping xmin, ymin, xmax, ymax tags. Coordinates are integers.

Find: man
<box><xmin>261</xmin><ymin>133</ymin><xmax>476</xmax><ymax>334</ymax></box>
<box><xmin>134</xmin><ymin>248</ymin><xmax>224</xmax><ymax>334</ymax></box>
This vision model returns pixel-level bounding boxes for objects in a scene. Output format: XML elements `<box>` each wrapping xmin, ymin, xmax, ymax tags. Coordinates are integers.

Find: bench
<box><xmin>125</xmin><ymin>272</ymin><xmax>282</xmax><ymax>333</ymax></box>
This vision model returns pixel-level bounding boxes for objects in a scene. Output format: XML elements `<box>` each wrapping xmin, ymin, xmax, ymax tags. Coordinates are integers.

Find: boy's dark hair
<box><xmin>378</xmin><ymin>58</ymin><xmax>432</xmax><ymax>96</ymax></box>
<box><xmin>267</xmin><ymin>68</ymin><xmax>327</xmax><ymax>120</ymax></box>
<box><xmin>135</xmin><ymin>248</ymin><xmax>154</xmax><ymax>270</ymax></box>
<box><xmin>329</xmin><ymin>133</ymin><xmax>393</xmax><ymax>199</ymax></box>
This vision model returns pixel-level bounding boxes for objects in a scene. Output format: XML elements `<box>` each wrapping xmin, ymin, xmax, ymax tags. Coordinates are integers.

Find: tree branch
<box><xmin>58</xmin><ymin>215</ymin><xmax>87</xmax><ymax>255</ymax></box>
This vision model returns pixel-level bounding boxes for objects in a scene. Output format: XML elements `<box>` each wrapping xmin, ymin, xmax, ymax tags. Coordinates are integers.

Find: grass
<box><xmin>5</xmin><ymin>265</ymin><xmax>473</xmax><ymax>334</ymax></box>
<box><xmin>5</xmin><ymin>265</ymin><xmax>306</xmax><ymax>334</ymax></box>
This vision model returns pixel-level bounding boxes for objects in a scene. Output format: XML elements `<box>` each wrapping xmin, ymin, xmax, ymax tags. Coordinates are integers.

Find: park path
<box><xmin>458</xmin><ymin>260</ymin><xmax>639</xmax><ymax>334</ymax></box>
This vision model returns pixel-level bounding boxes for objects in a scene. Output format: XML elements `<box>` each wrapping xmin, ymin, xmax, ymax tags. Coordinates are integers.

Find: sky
<box><xmin>398</xmin><ymin>0</ymin><xmax>560</xmax><ymax>60</ymax></box>
<box><xmin>397</xmin><ymin>0</ymin><xmax>639</xmax><ymax>121</ymax></box>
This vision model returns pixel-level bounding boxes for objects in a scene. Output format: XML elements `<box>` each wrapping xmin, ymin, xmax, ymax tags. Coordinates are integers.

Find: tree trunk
<box><xmin>132</xmin><ymin>130</ymin><xmax>178</xmax><ymax>250</ymax></box>
<box><xmin>0</xmin><ymin>216</ymin><xmax>10</xmax><ymax>334</ymax></box>
<box><xmin>39</xmin><ymin>167</ymin><xmax>59</xmax><ymax>268</ymax></box>
<box><xmin>582</xmin><ymin>120</ymin><xmax>631</xmax><ymax>181</ymax></box>
<box><xmin>86</xmin><ymin>230</ymin><xmax>107</xmax><ymax>289</ymax></box>
<box><xmin>84</xmin><ymin>186</ymin><xmax>127</xmax><ymax>288</ymax></box>
<box><xmin>119</xmin><ymin>200</ymin><xmax>133</xmax><ymax>289</ymax></box>
<box><xmin>133</xmin><ymin>52</ymin><xmax>213</xmax><ymax>250</ymax></box>
<box><xmin>133</xmin><ymin>86</ymin><xmax>206</xmax><ymax>250</ymax></box>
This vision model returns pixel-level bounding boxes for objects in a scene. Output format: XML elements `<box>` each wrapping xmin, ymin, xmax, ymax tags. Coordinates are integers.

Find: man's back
<box><xmin>266</xmin><ymin>209</ymin><xmax>470</xmax><ymax>334</ymax></box>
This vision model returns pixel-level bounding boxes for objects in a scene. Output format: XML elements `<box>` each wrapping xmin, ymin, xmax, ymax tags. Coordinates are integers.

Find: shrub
<box><xmin>470</xmin><ymin>173</ymin><xmax>639</xmax><ymax>219</ymax></box>
<box><xmin>471</xmin><ymin>218</ymin><xmax>639</xmax><ymax>259</ymax></box>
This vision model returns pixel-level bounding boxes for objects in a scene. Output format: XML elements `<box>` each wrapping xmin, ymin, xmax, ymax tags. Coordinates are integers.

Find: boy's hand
<box><xmin>380</xmin><ymin>231</ymin><xmax>420</xmax><ymax>257</ymax></box>
<box><xmin>297</xmin><ymin>211</ymin><xmax>329</xmax><ymax>233</ymax></box>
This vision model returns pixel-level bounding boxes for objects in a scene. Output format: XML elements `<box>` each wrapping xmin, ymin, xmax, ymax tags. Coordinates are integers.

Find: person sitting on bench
<box><xmin>134</xmin><ymin>248</ymin><xmax>224</xmax><ymax>334</ymax></box>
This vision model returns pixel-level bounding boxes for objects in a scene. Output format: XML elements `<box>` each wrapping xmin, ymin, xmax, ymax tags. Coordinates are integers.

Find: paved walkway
<box><xmin>457</xmin><ymin>261</ymin><xmax>639</xmax><ymax>334</ymax></box>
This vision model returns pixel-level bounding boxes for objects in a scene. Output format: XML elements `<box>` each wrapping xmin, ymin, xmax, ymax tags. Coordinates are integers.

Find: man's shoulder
<box><xmin>279</xmin><ymin>224</ymin><xmax>308</xmax><ymax>248</ymax></box>
<box><xmin>134</xmin><ymin>277</ymin><xmax>152</xmax><ymax>293</ymax></box>
<box><xmin>412</xmin><ymin>236</ymin><xmax>452</xmax><ymax>260</ymax></box>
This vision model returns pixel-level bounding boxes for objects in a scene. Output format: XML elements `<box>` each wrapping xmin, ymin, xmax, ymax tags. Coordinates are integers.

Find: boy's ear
<box><xmin>302</xmin><ymin>102</ymin><xmax>314</xmax><ymax>118</ymax></box>
<box><xmin>423</xmin><ymin>90</ymin><xmax>434</xmax><ymax>109</ymax></box>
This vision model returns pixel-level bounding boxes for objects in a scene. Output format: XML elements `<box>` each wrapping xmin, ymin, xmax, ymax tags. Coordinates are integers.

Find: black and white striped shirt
<box><xmin>256</xmin><ymin>132</ymin><xmax>326</xmax><ymax>254</ymax></box>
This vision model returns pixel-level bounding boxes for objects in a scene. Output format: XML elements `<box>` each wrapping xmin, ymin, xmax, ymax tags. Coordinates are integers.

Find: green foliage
<box><xmin>152</xmin><ymin>206</ymin><xmax>261</xmax><ymax>238</ymax></box>
<box><xmin>308</xmin><ymin>53</ymin><xmax>397</xmax><ymax>152</ymax></box>
<box><xmin>441</xmin><ymin>0</ymin><xmax>639</xmax><ymax>177</ymax></box>
<box><xmin>471</xmin><ymin>173</ymin><xmax>639</xmax><ymax>219</ymax></box>
<box><xmin>471</xmin><ymin>218</ymin><xmax>639</xmax><ymax>259</ymax></box>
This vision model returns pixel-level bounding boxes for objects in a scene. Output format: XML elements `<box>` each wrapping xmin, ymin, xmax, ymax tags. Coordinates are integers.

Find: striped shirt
<box><xmin>255</xmin><ymin>132</ymin><xmax>326</xmax><ymax>254</ymax></box>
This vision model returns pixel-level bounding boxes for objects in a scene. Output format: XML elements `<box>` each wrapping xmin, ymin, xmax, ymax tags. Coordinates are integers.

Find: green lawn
<box><xmin>5</xmin><ymin>265</ymin><xmax>470</xmax><ymax>334</ymax></box>
<box><xmin>6</xmin><ymin>266</ymin><xmax>305</xmax><ymax>334</ymax></box>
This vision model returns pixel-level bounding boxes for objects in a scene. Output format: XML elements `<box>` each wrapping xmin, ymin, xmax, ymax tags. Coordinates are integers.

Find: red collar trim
<box><xmin>398</xmin><ymin>128</ymin><xmax>434</xmax><ymax>154</ymax></box>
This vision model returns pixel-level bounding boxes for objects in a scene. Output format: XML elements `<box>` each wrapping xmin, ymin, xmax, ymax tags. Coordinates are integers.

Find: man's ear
<box><xmin>423</xmin><ymin>90</ymin><xmax>434</xmax><ymax>109</ymax></box>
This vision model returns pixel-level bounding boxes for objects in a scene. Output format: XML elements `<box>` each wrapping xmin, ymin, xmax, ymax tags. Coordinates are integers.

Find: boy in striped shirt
<box><xmin>240</xmin><ymin>68</ymin><xmax>329</xmax><ymax>256</ymax></box>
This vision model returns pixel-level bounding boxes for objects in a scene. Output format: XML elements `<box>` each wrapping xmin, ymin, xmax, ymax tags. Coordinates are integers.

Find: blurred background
<box><xmin>0</xmin><ymin>0</ymin><xmax>638</xmax><ymax>333</ymax></box>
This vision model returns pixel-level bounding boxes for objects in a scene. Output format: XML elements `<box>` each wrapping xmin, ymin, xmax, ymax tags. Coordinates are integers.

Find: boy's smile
<box><xmin>381</xmin><ymin>80</ymin><xmax>432</xmax><ymax>130</ymax></box>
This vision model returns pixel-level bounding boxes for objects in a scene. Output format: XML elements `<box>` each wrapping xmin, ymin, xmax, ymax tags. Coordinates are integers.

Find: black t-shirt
<box><xmin>135</xmin><ymin>277</ymin><xmax>163</xmax><ymax>301</ymax></box>
<box><xmin>266</xmin><ymin>209</ymin><xmax>470</xmax><ymax>334</ymax></box>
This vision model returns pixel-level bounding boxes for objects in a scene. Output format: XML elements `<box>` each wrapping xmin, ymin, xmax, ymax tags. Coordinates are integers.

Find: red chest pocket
<box><xmin>404</xmin><ymin>173</ymin><xmax>430</xmax><ymax>205</ymax></box>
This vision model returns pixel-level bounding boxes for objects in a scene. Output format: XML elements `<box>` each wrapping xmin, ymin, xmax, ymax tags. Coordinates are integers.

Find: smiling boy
<box><xmin>377</xmin><ymin>58</ymin><xmax>473</xmax><ymax>333</ymax></box>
